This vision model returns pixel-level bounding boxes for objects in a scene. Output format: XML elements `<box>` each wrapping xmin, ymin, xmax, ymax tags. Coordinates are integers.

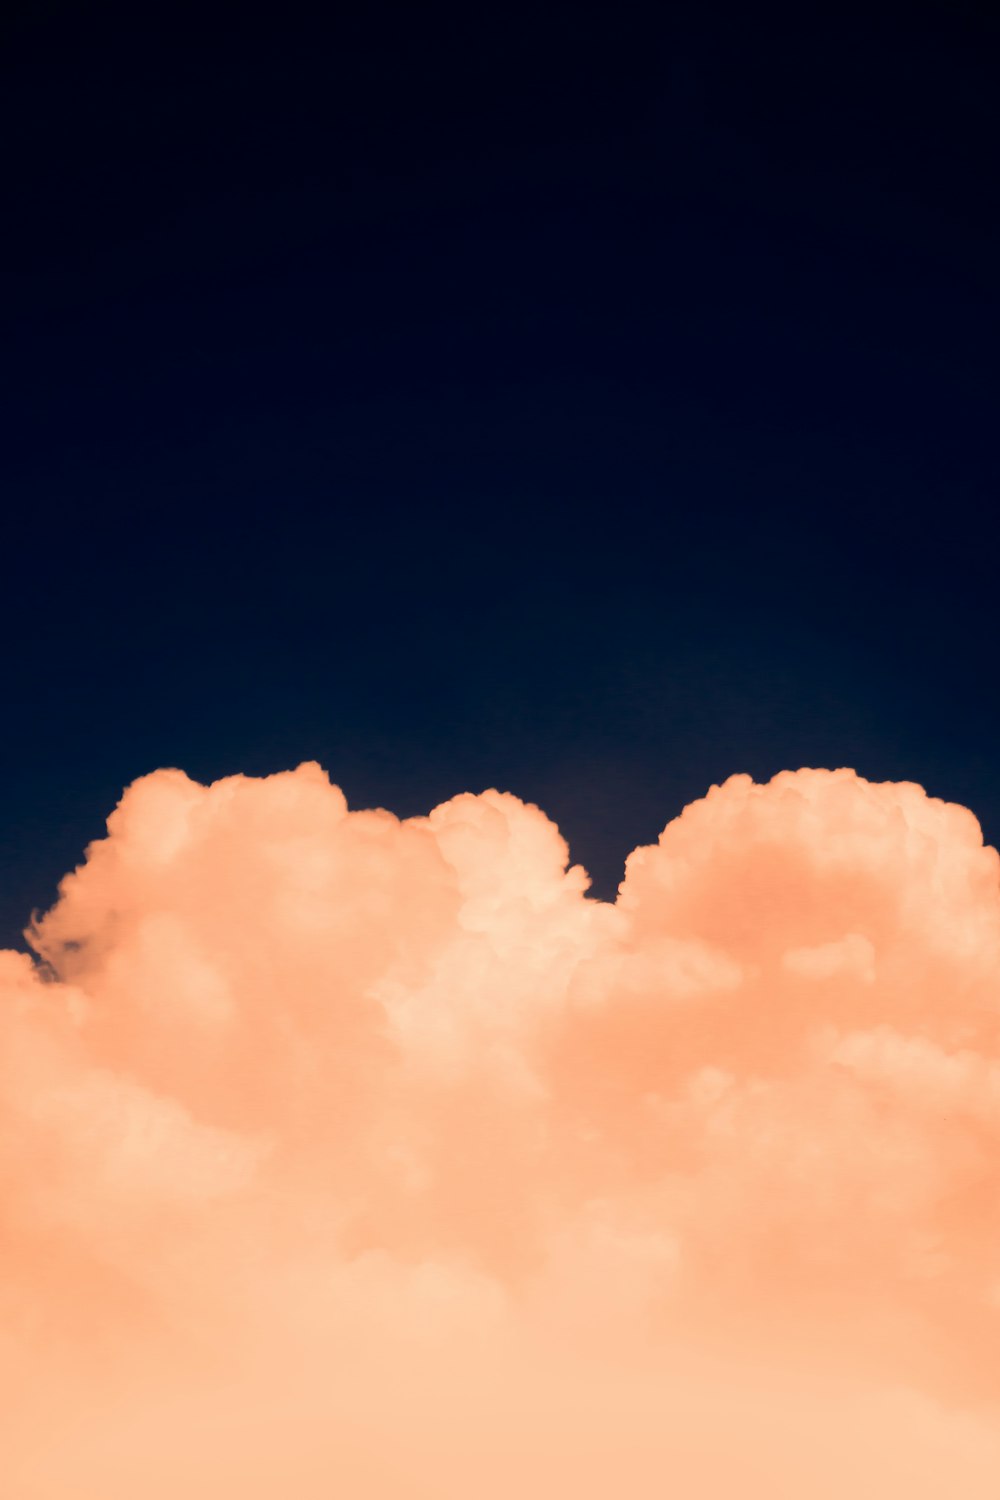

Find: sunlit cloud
<box><xmin>4</xmin><ymin>763</ymin><xmax>1000</xmax><ymax>1495</ymax></box>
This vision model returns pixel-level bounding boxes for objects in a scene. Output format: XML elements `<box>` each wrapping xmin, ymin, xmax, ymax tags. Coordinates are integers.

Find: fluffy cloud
<box><xmin>4</xmin><ymin>763</ymin><xmax>1000</xmax><ymax>1495</ymax></box>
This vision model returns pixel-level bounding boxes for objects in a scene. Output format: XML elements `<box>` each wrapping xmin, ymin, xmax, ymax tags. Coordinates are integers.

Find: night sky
<box><xmin>3</xmin><ymin>3</ymin><xmax>998</xmax><ymax>947</ymax></box>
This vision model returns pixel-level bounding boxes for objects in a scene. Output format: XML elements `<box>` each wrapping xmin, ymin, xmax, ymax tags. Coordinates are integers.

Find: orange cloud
<box><xmin>4</xmin><ymin>764</ymin><xmax>1000</xmax><ymax>1495</ymax></box>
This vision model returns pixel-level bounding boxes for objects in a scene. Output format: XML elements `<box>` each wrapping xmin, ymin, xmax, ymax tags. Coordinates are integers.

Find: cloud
<box><xmin>4</xmin><ymin>763</ymin><xmax>1000</xmax><ymax>1495</ymax></box>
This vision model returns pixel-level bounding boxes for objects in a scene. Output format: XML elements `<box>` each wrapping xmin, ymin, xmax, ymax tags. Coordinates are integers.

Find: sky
<box><xmin>2</xmin><ymin>4</ymin><xmax>1000</xmax><ymax>1493</ymax></box>
<box><xmin>2</xmin><ymin>3</ymin><xmax>999</xmax><ymax>944</ymax></box>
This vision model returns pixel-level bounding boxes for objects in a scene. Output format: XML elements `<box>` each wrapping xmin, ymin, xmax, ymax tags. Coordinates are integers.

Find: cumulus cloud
<box><xmin>3</xmin><ymin>763</ymin><xmax>1000</xmax><ymax>1495</ymax></box>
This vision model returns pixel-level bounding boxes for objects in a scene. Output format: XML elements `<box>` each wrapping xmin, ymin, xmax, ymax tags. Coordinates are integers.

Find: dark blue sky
<box><xmin>2</xmin><ymin>3</ymin><xmax>998</xmax><ymax>945</ymax></box>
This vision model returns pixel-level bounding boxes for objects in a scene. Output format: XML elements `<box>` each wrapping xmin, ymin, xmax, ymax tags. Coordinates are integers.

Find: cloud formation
<box><xmin>4</xmin><ymin>763</ymin><xmax>1000</xmax><ymax>1495</ymax></box>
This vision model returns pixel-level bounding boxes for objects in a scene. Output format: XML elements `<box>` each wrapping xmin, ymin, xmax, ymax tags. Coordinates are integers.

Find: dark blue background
<box><xmin>3</xmin><ymin>3</ymin><xmax>998</xmax><ymax>944</ymax></box>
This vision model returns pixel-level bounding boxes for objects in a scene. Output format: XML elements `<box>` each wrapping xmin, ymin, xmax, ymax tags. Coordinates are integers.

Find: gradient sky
<box><xmin>3</xmin><ymin>5</ymin><xmax>998</xmax><ymax>944</ymax></box>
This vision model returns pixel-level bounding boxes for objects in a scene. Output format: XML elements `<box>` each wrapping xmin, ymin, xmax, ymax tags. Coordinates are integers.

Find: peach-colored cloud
<box><xmin>4</xmin><ymin>763</ymin><xmax>1000</xmax><ymax>1495</ymax></box>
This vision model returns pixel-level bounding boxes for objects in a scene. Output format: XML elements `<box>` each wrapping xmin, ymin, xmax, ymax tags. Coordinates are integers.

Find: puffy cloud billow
<box><xmin>4</xmin><ymin>763</ymin><xmax>1000</xmax><ymax>1495</ymax></box>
